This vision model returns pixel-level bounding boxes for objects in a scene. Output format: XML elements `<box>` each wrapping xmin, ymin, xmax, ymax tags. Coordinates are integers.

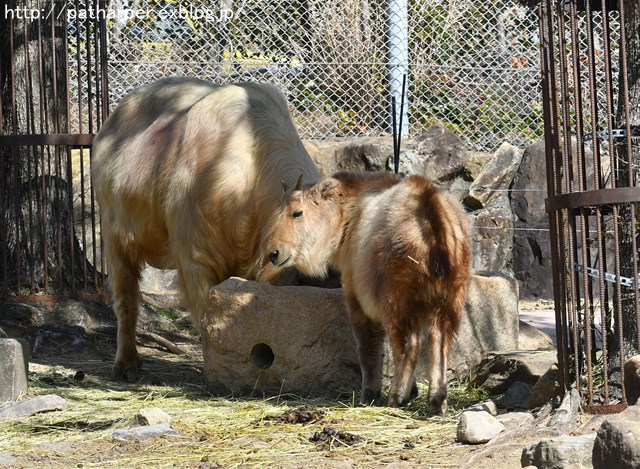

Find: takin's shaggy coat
<box><xmin>267</xmin><ymin>171</ymin><xmax>471</xmax><ymax>411</ymax></box>
<box><xmin>92</xmin><ymin>77</ymin><xmax>319</xmax><ymax>381</ymax></box>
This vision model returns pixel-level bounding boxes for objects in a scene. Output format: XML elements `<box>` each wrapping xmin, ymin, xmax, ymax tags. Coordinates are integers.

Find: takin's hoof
<box><xmin>410</xmin><ymin>381</ymin><xmax>419</xmax><ymax>400</ymax></box>
<box><xmin>427</xmin><ymin>393</ymin><xmax>448</xmax><ymax>415</ymax></box>
<box><xmin>111</xmin><ymin>356</ymin><xmax>142</xmax><ymax>382</ymax></box>
<box><xmin>111</xmin><ymin>366</ymin><xmax>140</xmax><ymax>383</ymax></box>
<box><xmin>360</xmin><ymin>388</ymin><xmax>382</xmax><ymax>406</ymax></box>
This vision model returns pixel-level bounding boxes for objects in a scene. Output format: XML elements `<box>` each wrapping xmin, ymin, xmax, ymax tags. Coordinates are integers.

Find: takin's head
<box><xmin>267</xmin><ymin>176</ymin><xmax>345</xmax><ymax>279</ymax></box>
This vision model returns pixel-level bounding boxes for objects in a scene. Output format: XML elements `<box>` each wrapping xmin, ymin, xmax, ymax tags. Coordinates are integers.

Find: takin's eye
<box><xmin>292</xmin><ymin>210</ymin><xmax>304</xmax><ymax>219</ymax></box>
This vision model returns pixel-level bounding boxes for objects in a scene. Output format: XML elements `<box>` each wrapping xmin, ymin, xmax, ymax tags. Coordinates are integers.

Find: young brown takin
<box><xmin>267</xmin><ymin>171</ymin><xmax>471</xmax><ymax>412</ymax></box>
<box><xmin>91</xmin><ymin>77</ymin><xmax>319</xmax><ymax>382</ymax></box>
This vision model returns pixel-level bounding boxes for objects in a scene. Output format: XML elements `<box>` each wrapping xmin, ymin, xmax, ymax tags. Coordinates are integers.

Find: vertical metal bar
<box><xmin>541</xmin><ymin>0</ymin><xmax>569</xmax><ymax>395</ymax></box>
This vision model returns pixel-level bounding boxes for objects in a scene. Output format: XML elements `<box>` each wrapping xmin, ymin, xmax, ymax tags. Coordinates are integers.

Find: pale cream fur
<box><xmin>92</xmin><ymin>77</ymin><xmax>319</xmax><ymax>379</ymax></box>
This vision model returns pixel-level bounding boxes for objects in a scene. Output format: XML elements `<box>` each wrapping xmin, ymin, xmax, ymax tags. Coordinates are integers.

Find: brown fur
<box><xmin>91</xmin><ymin>77</ymin><xmax>319</xmax><ymax>381</ymax></box>
<box><xmin>267</xmin><ymin>171</ymin><xmax>471</xmax><ymax>411</ymax></box>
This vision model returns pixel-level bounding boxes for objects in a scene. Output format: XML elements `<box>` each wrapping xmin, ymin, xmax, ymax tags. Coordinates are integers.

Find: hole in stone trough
<box><xmin>250</xmin><ymin>343</ymin><xmax>274</xmax><ymax>370</ymax></box>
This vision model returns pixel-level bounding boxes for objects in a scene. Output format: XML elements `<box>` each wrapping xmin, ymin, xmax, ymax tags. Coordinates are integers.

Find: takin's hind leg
<box><xmin>346</xmin><ymin>294</ymin><xmax>385</xmax><ymax>405</ymax></box>
<box><xmin>106</xmin><ymin>235</ymin><xmax>143</xmax><ymax>382</ymax></box>
<box><xmin>424</xmin><ymin>321</ymin><xmax>449</xmax><ymax>414</ymax></box>
<box><xmin>387</xmin><ymin>320</ymin><xmax>422</xmax><ymax>408</ymax></box>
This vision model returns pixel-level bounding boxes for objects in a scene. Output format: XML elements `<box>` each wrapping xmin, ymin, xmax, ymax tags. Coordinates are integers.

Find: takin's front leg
<box><xmin>346</xmin><ymin>293</ymin><xmax>385</xmax><ymax>405</ymax></box>
<box><xmin>106</xmin><ymin>236</ymin><xmax>143</xmax><ymax>382</ymax></box>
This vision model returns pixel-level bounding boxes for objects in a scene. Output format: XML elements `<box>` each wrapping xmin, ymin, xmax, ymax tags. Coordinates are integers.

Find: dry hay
<box><xmin>0</xmin><ymin>361</ymin><xmax>488</xmax><ymax>468</ymax></box>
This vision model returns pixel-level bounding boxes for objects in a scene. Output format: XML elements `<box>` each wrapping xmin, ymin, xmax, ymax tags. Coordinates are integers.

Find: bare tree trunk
<box><xmin>0</xmin><ymin>0</ymin><xmax>73</xmax><ymax>294</ymax></box>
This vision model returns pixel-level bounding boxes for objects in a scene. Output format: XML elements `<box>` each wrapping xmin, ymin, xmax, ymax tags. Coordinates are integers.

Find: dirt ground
<box><xmin>0</xmin><ymin>297</ymin><xmax>584</xmax><ymax>469</ymax></box>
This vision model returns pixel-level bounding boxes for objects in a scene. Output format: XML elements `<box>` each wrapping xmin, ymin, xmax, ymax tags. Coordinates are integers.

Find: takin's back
<box><xmin>92</xmin><ymin>77</ymin><xmax>319</xmax><ymax>282</ymax></box>
<box><xmin>337</xmin><ymin>173</ymin><xmax>471</xmax><ymax>321</ymax></box>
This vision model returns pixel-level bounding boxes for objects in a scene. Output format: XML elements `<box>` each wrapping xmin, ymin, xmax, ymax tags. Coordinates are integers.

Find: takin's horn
<box><xmin>294</xmin><ymin>174</ymin><xmax>304</xmax><ymax>191</ymax></box>
<box><xmin>281</xmin><ymin>180</ymin><xmax>289</xmax><ymax>193</ymax></box>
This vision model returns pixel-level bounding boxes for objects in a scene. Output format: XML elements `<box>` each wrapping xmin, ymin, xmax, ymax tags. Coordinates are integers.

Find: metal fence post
<box><xmin>387</xmin><ymin>0</ymin><xmax>409</xmax><ymax>138</ymax></box>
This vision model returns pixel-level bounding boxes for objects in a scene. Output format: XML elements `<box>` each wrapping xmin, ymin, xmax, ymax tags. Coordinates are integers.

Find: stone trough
<box><xmin>201</xmin><ymin>272</ymin><xmax>521</xmax><ymax>398</ymax></box>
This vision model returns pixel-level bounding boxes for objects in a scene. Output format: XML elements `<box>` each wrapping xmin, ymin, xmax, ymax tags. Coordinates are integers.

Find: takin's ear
<box><xmin>317</xmin><ymin>177</ymin><xmax>342</xmax><ymax>200</ymax></box>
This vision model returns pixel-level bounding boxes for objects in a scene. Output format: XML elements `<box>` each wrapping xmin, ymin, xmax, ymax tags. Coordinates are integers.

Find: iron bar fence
<box><xmin>540</xmin><ymin>0</ymin><xmax>640</xmax><ymax>412</ymax></box>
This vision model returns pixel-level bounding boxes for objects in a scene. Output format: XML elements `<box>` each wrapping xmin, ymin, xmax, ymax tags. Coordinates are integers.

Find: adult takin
<box><xmin>92</xmin><ymin>77</ymin><xmax>319</xmax><ymax>381</ymax></box>
<box><xmin>267</xmin><ymin>171</ymin><xmax>471</xmax><ymax>412</ymax></box>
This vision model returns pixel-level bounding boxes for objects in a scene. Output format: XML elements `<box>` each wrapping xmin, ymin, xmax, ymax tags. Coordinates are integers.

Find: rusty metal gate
<box><xmin>539</xmin><ymin>0</ymin><xmax>640</xmax><ymax>411</ymax></box>
<box><xmin>0</xmin><ymin>0</ymin><xmax>109</xmax><ymax>301</ymax></box>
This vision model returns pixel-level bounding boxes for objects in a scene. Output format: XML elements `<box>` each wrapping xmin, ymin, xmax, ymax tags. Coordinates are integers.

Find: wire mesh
<box><xmin>69</xmin><ymin>0</ymin><xmax>547</xmax><ymax>152</ymax></box>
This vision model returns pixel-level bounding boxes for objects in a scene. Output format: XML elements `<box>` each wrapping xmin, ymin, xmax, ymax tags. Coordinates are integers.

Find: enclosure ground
<box><xmin>0</xmin><ymin>300</ymin><xmax>560</xmax><ymax>468</ymax></box>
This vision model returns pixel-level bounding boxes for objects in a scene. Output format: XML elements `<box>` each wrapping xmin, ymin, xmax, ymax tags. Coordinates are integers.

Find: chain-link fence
<box><xmin>69</xmin><ymin>1</ymin><xmax>546</xmax><ymax>151</ymax></box>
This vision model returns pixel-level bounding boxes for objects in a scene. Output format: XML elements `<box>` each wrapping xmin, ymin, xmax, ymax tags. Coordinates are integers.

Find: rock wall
<box><xmin>303</xmin><ymin>127</ymin><xmax>552</xmax><ymax>298</ymax></box>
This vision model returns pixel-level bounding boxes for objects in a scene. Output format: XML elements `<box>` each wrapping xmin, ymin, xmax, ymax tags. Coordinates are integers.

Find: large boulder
<box><xmin>592</xmin><ymin>404</ymin><xmax>640</xmax><ymax>469</ymax></box>
<box><xmin>448</xmin><ymin>272</ymin><xmax>519</xmax><ymax>378</ymax></box>
<box><xmin>469</xmin><ymin>205</ymin><xmax>515</xmax><ymax>273</ymax></box>
<box><xmin>465</xmin><ymin>142</ymin><xmax>523</xmax><ymax>210</ymax></box>
<box><xmin>413</xmin><ymin>125</ymin><xmax>469</xmax><ymax>182</ymax></box>
<box><xmin>510</xmin><ymin>139</ymin><xmax>553</xmax><ymax>298</ymax></box>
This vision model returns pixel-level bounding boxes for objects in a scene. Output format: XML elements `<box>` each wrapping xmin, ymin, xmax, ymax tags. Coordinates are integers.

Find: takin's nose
<box><xmin>268</xmin><ymin>250</ymin><xmax>280</xmax><ymax>265</ymax></box>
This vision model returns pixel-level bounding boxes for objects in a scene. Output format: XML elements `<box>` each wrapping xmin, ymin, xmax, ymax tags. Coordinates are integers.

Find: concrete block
<box><xmin>0</xmin><ymin>338</ymin><xmax>29</xmax><ymax>403</ymax></box>
<box><xmin>201</xmin><ymin>278</ymin><xmax>360</xmax><ymax>398</ymax></box>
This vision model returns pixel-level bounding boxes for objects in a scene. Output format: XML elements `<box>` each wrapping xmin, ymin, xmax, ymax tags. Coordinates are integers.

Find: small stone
<box><xmin>456</xmin><ymin>410</ymin><xmax>506</xmax><ymax>444</ymax></box>
<box><xmin>0</xmin><ymin>394</ymin><xmax>66</xmax><ymax>421</ymax></box>
<box><xmin>522</xmin><ymin>434</ymin><xmax>596</xmax><ymax>469</ymax></box>
<box><xmin>112</xmin><ymin>424</ymin><xmax>178</xmax><ymax>441</ymax></box>
<box><xmin>497</xmin><ymin>411</ymin><xmax>534</xmax><ymax>430</ymax></box>
<box><xmin>467</xmin><ymin>400</ymin><xmax>498</xmax><ymax>416</ymax></box>
<box><xmin>135</xmin><ymin>408</ymin><xmax>172</xmax><ymax>426</ymax></box>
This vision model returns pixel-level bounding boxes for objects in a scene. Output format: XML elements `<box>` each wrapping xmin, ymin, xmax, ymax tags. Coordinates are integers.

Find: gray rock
<box><xmin>592</xmin><ymin>404</ymin><xmax>640</xmax><ymax>469</ymax></box>
<box><xmin>496</xmin><ymin>411</ymin><xmax>534</xmax><ymax>430</ymax></box>
<box><xmin>472</xmin><ymin>350</ymin><xmax>557</xmax><ymax>394</ymax></box>
<box><xmin>0</xmin><ymin>394</ymin><xmax>66</xmax><ymax>421</ymax></box>
<box><xmin>519</xmin><ymin>320</ymin><xmax>554</xmax><ymax>350</ymax></box>
<box><xmin>465</xmin><ymin>142</ymin><xmax>523</xmax><ymax>210</ymax></box>
<box><xmin>467</xmin><ymin>400</ymin><xmax>498</xmax><ymax>416</ymax></box>
<box><xmin>0</xmin><ymin>302</ymin><xmax>46</xmax><ymax>326</ymax></box>
<box><xmin>465</xmin><ymin>151</ymin><xmax>493</xmax><ymax>180</ymax></box>
<box><xmin>135</xmin><ymin>408</ymin><xmax>172</xmax><ymax>426</ymax></box>
<box><xmin>548</xmin><ymin>388</ymin><xmax>581</xmax><ymax>429</ymax></box>
<box><xmin>335</xmin><ymin>141</ymin><xmax>390</xmax><ymax>172</ymax></box>
<box><xmin>529</xmin><ymin>364</ymin><xmax>561</xmax><ymax>409</ymax></box>
<box><xmin>522</xmin><ymin>433</ymin><xmax>597</xmax><ymax>469</ymax></box>
<box><xmin>448</xmin><ymin>272</ymin><xmax>520</xmax><ymax>379</ymax></box>
<box><xmin>499</xmin><ymin>381</ymin><xmax>532</xmax><ymax>410</ymax></box>
<box><xmin>510</xmin><ymin>139</ymin><xmax>552</xmax><ymax>298</ymax></box>
<box><xmin>52</xmin><ymin>300</ymin><xmax>95</xmax><ymax>331</ymax></box>
<box><xmin>201</xmin><ymin>278</ymin><xmax>361</xmax><ymax>397</ymax></box>
<box><xmin>624</xmin><ymin>355</ymin><xmax>640</xmax><ymax>405</ymax></box>
<box><xmin>0</xmin><ymin>453</ymin><xmax>15</xmax><ymax>465</ymax></box>
<box><xmin>414</xmin><ymin>125</ymin><xmax>469</xmax><ymax>182</ymax></box>
<box><xmin>470</xmin><ymin>204</ymin><xmax>515</xmax><ymax>274</ymax></box>
<box><xmin>0</xmin><ymin>338</ymin><xmax>29</xmax><ymax>403</ymax></box>
<box><xmin>112</xmin><ymin>424</ymin><xmax>179</xmax><ymax>441</ymax></box>
<box><xmin>457</xmin><ymin>410</ymin><xmax>506</xmax><ymax>444</ymax></box>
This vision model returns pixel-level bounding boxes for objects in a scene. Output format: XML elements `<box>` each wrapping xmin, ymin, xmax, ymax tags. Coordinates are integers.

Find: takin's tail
<box><xmin>407</xmin><ymin>175</ymin><xmax>471</xmax><ymax>282</ymax></box>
